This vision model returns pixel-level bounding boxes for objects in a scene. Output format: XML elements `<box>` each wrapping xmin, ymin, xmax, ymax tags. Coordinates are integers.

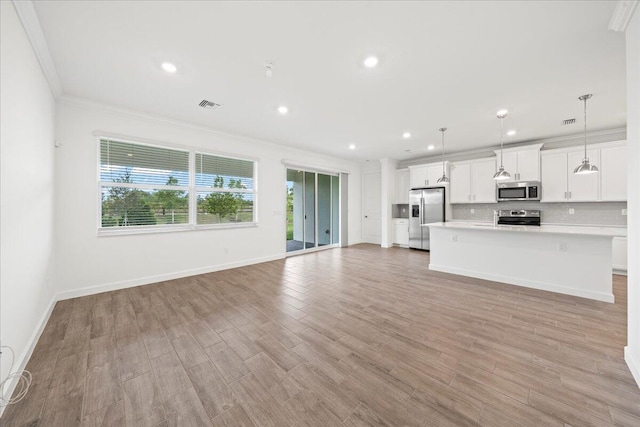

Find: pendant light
<box><xmin>436</xmin><ymin>127</ymin><xmax>449</xmax><ymax>183</ymax></box>
<box><xmin>573</xmin><ymin>94</ymin><xmax>598</xmax><ymax>174</ymax></box>
<box><xmin>493</xmin><ymin>110</ymin><xmax>511</xmax><ymax>180</ymax></box>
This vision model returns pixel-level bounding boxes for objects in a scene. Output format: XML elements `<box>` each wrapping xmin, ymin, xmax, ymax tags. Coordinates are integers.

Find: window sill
<box><xmin>97</xmin><ymin>222</ymin><xmax>258</xmax><ymax>237</ymax></box>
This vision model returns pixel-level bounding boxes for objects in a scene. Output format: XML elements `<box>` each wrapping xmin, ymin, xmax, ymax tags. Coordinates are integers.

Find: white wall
<box><xmin>625</xmin><ymin>6</ymin><xmax>640</xmax><ymax>386</ymax></box>
<box><xmin>53</xmin><ymin>101</ymin><xmax>362</xmax><ymax>297</ymax></box>
<box><xmin>0</xmin><ymin>1</ymin><xmax>57</xmax><ymax>404</ymax></box>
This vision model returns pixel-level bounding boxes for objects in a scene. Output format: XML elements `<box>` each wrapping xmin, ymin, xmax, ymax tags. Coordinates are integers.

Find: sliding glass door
<box><xmin>286</xmin><ymin>169</ymin><xmax>339</xmax><ymax>253</ymax></box>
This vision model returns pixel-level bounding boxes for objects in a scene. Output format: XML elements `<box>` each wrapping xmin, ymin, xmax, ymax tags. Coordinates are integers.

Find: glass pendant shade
<box><xmin>574</xmin><ymin>94</ymin><xmax>598</xmax><ymax>175</ymax></box>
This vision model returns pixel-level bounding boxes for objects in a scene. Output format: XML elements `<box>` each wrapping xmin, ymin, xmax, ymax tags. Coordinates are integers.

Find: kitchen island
<box><xmin>424</xmin><ymin>222</ymin><xmax>626</xmax><ymax>303</ymax></box>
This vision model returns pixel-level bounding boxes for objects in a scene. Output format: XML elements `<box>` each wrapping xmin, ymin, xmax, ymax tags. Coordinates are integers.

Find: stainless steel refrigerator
<box><xmin>409</xmin><ymin>187</ymin><xmax>445</xmax><ymax>250</ymax></box>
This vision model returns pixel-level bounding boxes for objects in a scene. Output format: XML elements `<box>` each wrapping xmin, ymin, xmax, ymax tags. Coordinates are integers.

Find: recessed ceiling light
<box><xmin>496</xmin><ymin>109</ymin><xmax>508</xmax><ymax>117</ymax></box>
<box><xmin>506</xmin><ymin>130</ymin><xmax>517</xmax><ymax>136</ymax></box>
<box><xmin>349</xmin><ymin>144</ymin><xmax>356</xmax><ymax>150</ymax></box>
<box><xmin>161</xmin><ymin>62</ymin><xmax>177</xmax><ymax>73</ymax></box>
<box><xmin>278</xmin><ymin>106</ymin><xmax>289</xmax><ymax>114</ymax></box>
<box><xmin>427</xmin><ymin>145</ymin><xmax>435</xmax><ymax>150</ymax></box>
<box><xmin>403</xmin><ymin>132</ymin><xmax>411</xmax><ymax>139</ymax></box>
<box><xmin>364</xmin><ymin>56</ymin><xmax>379</xmax><ymax>68</ymax></box>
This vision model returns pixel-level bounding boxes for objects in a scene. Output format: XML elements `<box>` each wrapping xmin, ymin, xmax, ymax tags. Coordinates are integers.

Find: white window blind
<box><xmin>195</xmin><ymin>153</ymin><xmax>256</xmax><ymax>225</ymax></box>
<box><xmin>98</xmin><ymin>138</ymin><xmax>257</xmax><ymax>233</ymax></box>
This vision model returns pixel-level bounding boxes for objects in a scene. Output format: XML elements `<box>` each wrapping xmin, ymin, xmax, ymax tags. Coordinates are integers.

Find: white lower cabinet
<box><xmin>393</xmin><ymin>219</ymin><xmax>409</xmax><ymax>246</ymax></box>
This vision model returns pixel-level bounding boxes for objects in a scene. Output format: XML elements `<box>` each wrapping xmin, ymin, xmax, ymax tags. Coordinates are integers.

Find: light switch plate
<box><xmin>470</xmin><ymin>209</ymin><xmax>475</xmax><ymax>214</ymax></box>
<box><xmin>568</xmin><ymin>208</ymin><xmax>575</xmax><ymax>215</ymax></box>
<box><xmin>622</xmin><ymin>209</ymin><xmax>627</xmax><ymax>216</ymax></box>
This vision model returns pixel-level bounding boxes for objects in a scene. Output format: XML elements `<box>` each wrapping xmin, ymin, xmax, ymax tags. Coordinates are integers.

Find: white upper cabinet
<box><xmin>450</xmin><ymin>158</ymin><xmax>496</xmax><ymax>203</ymax></box>
<box><xmin>471</xmin><ymin>158</ymin><xmax>498</xmax><ymax>202</ymax></box>
<box><xmin>450</xmin><ymin>163</ymin><xmax>471</xmax><ymax>203</ymax></box>
<box><xmin>540</xmin><ymin>141</ymin><xmax>625</xmax><ymax>202</ymax></box>
<box><xmin>540</xmin><ymin>151</ymin><xmax>568</xmax><ymax>202</ymax></box>
<box><xmin>409</xmin><ymin>162</ymin><xmax>448</xmax><ymax>188</ymax></box>
<box><xmin>427</xmin><ymin>164</ymin><xmax>444</xmax><ymax>185</ymax></box>
<box><xmin>567</xmin><ymin>149</ymin><xmax>600</xmax><ymax>201</ymax></box>
<box><xmin>493</xmin><ymin>144</ymin><xmax>542</xmax><ymax>182</ymax></box>
<box><xmin>395</xmin><ymin>168</ymin><xmax>410</xmax><ymax>203</ymax></box>
<box><xmin>600</xmin><ymin>144</ymin><xmax>627</xmax><ymax>201</ymax></box>
<box><xmin>409</xmin><ymin>165</ymin><xmax>427</xmax><ymax>188</ymax></box>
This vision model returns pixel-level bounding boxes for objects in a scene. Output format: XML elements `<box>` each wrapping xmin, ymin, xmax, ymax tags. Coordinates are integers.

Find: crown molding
<box><xmin>609</xmin><ymin>0</ymin><xmax>639</xmax><ymax>32</ymax></box>
<box><xmin>399</xmin><ymin>127</ymin><xmax>627</xmax><ymax>168</ymax></box>
<box><xmin>12</xmin><ymin>0</ymin><xmax>63</xmax><ymax>99</ymax></box>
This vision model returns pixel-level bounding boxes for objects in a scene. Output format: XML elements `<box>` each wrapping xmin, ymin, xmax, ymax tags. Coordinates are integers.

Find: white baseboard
<box><xmin>429</xmin><ymin>264</ymin><xmax>615</xmax><ymax>303</ymax></box>
<box><xmin>625</xmin><ymin>346</ymin><xmax>640</xmax><ymax>389</ymax></box>
<box><xmin>57</xmin><ymin>253</ymin><xmax>286</xmax><ymax>301</ymax></box>
<box><xmin>0</xmin><ymin>295</ymin><xmax>57</xmax><ymax>419</ymax></box>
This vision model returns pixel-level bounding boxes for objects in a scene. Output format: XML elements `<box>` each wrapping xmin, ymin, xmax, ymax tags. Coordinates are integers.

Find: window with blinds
<box><xmin>98</xmin><ymin>138</ymin><xmax>257</xmax><ymax>233</ymax></box>
<box><xmin>195</xmin><ymin>153</ymin><xmax>255</xmax><ymax>225</ymax></box>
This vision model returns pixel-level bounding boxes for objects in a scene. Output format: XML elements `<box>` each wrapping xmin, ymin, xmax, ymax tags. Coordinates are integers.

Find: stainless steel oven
<box><xmin>496</xmin><ymin>181</ymin><xmax>541</xmax><ymax>202</ymax></box>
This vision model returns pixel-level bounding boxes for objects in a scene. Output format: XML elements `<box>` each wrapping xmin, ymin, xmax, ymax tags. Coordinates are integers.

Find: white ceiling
<box><xmin>32</xmin><ymin>1</ymin><xmax>626</xmax><ymax>161</ymax></box>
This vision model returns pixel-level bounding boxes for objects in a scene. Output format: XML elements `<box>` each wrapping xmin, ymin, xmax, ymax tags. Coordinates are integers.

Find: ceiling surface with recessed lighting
<box><xmin>32</xmin><ymin>1</ymin><xmax>625</xmax><ymax>160</ymax></box>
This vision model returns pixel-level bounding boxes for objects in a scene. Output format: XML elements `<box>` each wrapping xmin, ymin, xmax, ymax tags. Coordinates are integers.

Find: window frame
<box><xmin>97</xmin><ymin>136</ymin><xmax>258</xmax><ymax>236</ymax></box>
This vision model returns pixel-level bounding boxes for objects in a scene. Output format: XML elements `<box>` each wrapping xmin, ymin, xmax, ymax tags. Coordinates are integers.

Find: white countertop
<box><xmin>424</xmin><ymin>221</ymin><xmax>627</xmax><ymax>237</ymax></box>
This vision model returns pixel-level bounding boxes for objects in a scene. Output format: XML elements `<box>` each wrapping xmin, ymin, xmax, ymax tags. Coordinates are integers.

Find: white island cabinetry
<box><xmin>425</xmin><ymin>222</ymin><xmax>625</xmax><ymax>303</ymax></box>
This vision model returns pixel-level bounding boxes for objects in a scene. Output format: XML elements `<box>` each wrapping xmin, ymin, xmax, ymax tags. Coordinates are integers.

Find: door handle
<box><xmin>568</xmin><ymin>191</ymin><xmax>572</xmax><ymax>199</ymax></box>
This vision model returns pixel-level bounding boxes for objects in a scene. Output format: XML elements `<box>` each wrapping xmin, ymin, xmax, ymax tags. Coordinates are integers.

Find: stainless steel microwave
<box><xmin>496</xmin><ymin>181</ymin><xmax>541</xmax><ymax>201</ymax></box>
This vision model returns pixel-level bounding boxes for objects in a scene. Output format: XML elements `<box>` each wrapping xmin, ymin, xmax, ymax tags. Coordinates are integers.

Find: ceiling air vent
<box><xmin>199</xmin><ymin>99</ymin><xmax>222</xmax><ymax>110</ymax></box>
<box><xmin>562</xmin><ymin>118</ymin><xmax>576</xmax><ymax>125</ymax></box>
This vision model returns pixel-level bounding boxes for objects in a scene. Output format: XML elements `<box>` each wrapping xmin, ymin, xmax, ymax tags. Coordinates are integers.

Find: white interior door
<box><xmin>363</xmin><ymin>171</ymin><xmax>382</xmax><ymax>244</ymax></box>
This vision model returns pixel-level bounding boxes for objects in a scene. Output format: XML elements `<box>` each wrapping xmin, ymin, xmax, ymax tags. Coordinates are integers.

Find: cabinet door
<box><xmin>471</xmin><ymin>158</ymin><xmax>497</xmax><ymax>203</ymax></box>
<box><xmin>426</xmin><ymin>164</ymin><xmax>444</xmax><ymax>186</ymax></box>
<box><xmin>450</xmin><ymin>163</ymin><xmax>471</xmax><ymax>203</ymax></box>
<box><xmin>396</xmin><ymin>169</ymin><xmax>410</xmax><ymax>203</ymax></box>
<box><xmin>516</xmin><ymin>149</ymin><xmax>540</xmax><ymax>181</ymax></box>
<box><xmin>499</xmin><ymin>152</ymin><xmax>518</xmax><ymax>182</ymax></box>
<box><xmin>567</xmin><ymin>149</ymin><xmax>600</xmax><ymax>201</ymax></box>
<box><xmin>394</xmin><ymin>220</ymin><xmax>409</xmax><ymax>246</ymax></box>
<box><xmin>541</xmin><ymin>152</ymin><xmax>568</xmax><ymax>202</ymax></box>
<box><xmin>601</xmin><ymin>145</ymin><xmax>627</xmax><ymax>201</ymax></box>
<box><xmin>409</xmin><ymin>166</ymin><xmax>428</xmax><ymax>189</ymax></box>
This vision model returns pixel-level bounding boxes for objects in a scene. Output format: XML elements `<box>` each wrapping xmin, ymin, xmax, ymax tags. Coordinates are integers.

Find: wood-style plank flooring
<box><xmin>2</xmin><ymin>244</ymin><xmax>639</xmax><ymax>426</ymax></box>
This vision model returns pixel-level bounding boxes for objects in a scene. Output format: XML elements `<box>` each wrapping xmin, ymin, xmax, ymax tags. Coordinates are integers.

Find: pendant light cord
<box><xmin>583</xmin><ymin>96</ymin><xmax>588</xmax><ymax>160</ymax></box>
<box><xmin>441</xmin><ymin>129</ymin><xmax>446</xmax><ymax>174</ymax></box>
<box><xmin>499</xmin><ymin>116</ymin><xmax>504</xmax><ymax>168</ymax></box>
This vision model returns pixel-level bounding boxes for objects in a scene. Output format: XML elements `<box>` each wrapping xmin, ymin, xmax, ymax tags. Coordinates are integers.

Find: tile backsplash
<box><xmin>452</xmin><ymin>201</ymin><xmax>627</xmax><ymax>227</ymax></box>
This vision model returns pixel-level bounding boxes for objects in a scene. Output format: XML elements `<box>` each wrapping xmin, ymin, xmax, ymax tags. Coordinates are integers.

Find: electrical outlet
<box><xmin>622</xmin><ymin>209</ymin><xmax>627</xmax><ymax>216</ymax></box>
<box><xmin>558</xmin><ymin>242</ymin><xmax>567</xmax><ymax>252</ymax></box>
<box><xmin>568</xmin><ymin>208</ymin><xmax>575</xmax><ymax>215</ymax></box>
<box><xmin>470</xmin><ymin>209</ymin><xmax>475</xmax><ymax>214</ymax></box>
<box><xmin>451</xmin><ymin>235</ymin><xmax>458</xmax><ymax>242</ymax></box>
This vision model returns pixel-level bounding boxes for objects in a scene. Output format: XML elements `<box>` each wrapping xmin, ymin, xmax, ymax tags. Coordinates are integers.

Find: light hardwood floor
<box><xmin>2</xmin><ymin>244</ymin><xmax>639</xmax><ymax>426</ymax></box>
